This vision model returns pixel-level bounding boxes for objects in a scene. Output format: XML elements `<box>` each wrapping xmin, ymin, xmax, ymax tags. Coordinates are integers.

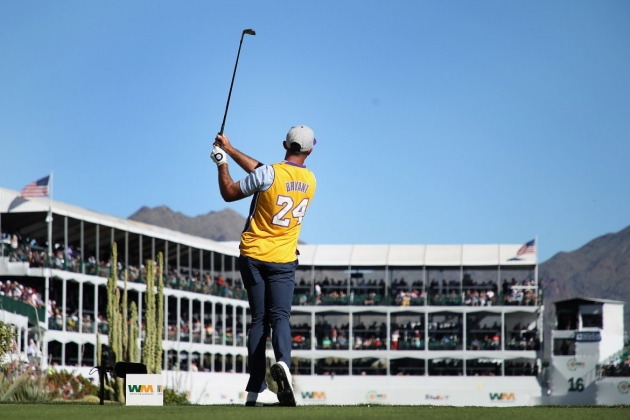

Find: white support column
<box><xmin>347</xmin><ymin>264</ymin><xmax>351</xmax><ymax>296</ymax></box>
<box><xmin>242</xmin><ymin>306</ymin><xmax>246</xmax><ymax>347</ymax></box>
<box><xmin>64</xmin><ymin>216</ymin><xmax>68</xmax><ymax>270</ymax></box>
<box><xmin>78</xmin><ymin>280</ymin><xmax>84</xmax><ymax>334</ymax></box>
<box><xmin>45</xmin><ymin>275</ymin><xmax>50</xmax><ymax>328</ymax></box>
<box><xmin>463</xmin><ymin>312</ymin><xmax>467</xmax><ymax>376</ymax></box>
<box><xmin>95</xmin><ymin>224</ymin><xmax>99</xmax><ymax>275</ymax></box>
<box><xmin>501</xmin><ymin>309</ymin><xmax>506</xmax><ymax>377</ymax></box>
<box><xmin>62</xmin><ymin>278</ymin><xmax>67</xmax><ymax>332</ymax></box>
<box><xmin>232</xmin><ymin>305</ymin><xmax>236</xmax><ymax>347</ymax></box>
<box><xmin>139</xmin><ymin>234</ymin><xmax>143</xmax><ymax>277</ymax></box>
<box><xmin>386</xmin><ymin>309</ymin><xmax>391</xmax><ymax>376</ymax></box>
<box><xmin>189</xmin><ymin>298</ymin><xmax>193</xmax><ymax>344</ymax></box>
<box><xmin>164</xmin><ymin>241</ymin><xmax>169</xmax><ymax>283</ymax></box>
<box><xmin>311</xmin><ymin>311</ymin><xmax>316</xmax><ymax>373</ymax></box>
<box><xmin>310</xmin><ymin>264</ymin><xmax>315</xmax><ymax>296</ymax></box>
<box><xmin>94</xmin><ymin>283</ymin><xmax>98</xmax><ymax>333</ymax></box>
<box><xmin>124</xmin><ymin>231</ymin><xmax>129</xmax><ymax>272</ymax></box>
<box><xmin>211</xmin><ymin>302</ymin><xmax>216</xmax><ymax>345</ymax></box>
<box><xmin>201</xmin><ymin>300</ymin><xmax>205</xmax><ymax>345</ymax></box>
<box><xmin>188</xmin><ymin>246</ymin><xmax>192</xmax><ymax>283</ymax></box>
<box><xmin>16</xmin><ymin>328</ymin><xmax>21</xmax><ymax>354</ymax></box>
<box><xmin>177</xmin><ymin>297</ymin><xmax>181</xmax><ymax>343</ymax></box>
<box><xmin>501</xmin><ymin>310</ymin><xmax>506</xmax><ymax>352</ymax></box>
<box><xmin>222</xmin><ymin>304</ymin><xmax>226</xmax><ymax>345</ymax></box>
<box><xmin>348</xmin><ymin>310</ymin><xmax>353</xmax><ymax>375</ymax></box>
<box><xmin>425</xmin><ymin>309</ymin><xmax>430</xmax><ymax>372</ymax></box>
<box><xmin>176</xmin><ymin>243</ymin><xmax>180</xmax><ymax>282</ymax></box>
<box><xmin>220</xmin><ymin>253</ymin><xmax>225</xmax><ymax>281</ymax></box>
<box><xmin>62</xmin><ymin>342</ymin><xmax>66</xmax><ymax>367</ymax></box>
<box><xmin>80</xmin><ymin>220</ymin><xmax>84</xmax><ymax>274</ymax></box>
<box><xmin>164</xmin><ymin>295</ymin><xmax>169</xmax><ymax>341</ymax></box>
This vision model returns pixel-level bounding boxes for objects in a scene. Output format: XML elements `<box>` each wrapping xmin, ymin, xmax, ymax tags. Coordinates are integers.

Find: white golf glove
<box><xmin>211</xmin><ymin>146</ymin><xmax>227</xmax><ymax>166</ymax></box>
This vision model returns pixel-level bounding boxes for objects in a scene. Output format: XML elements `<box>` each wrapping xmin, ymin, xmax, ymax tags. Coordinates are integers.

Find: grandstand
<box><xmin>0</xmin><ymin>186</ymin><xmax>627</xmax><ymax>405</ymax></box>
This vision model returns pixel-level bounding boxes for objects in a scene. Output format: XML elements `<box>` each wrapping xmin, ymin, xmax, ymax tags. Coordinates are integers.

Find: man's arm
<box><xmin>217</xmin><ymin>164</ymin><xmax>246</xmax><ymax>202</ymax></box>
<box><xmin>215</xmin><ymin>134</ymin><xmax>261</xmax><ymax>174</ymax></box>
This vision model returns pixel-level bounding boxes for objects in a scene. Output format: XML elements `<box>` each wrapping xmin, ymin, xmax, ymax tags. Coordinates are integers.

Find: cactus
<box><xmin>106</xmin><ymin>244</ymin><xmax>164</xmax><ymax>395</ymax></box>
<box><xmin>129</xmin><ymin>301</ymin><xmax>139</xmax><ymax>363</ymax></box>
<box><xmin>106</xmin><ymin>244</ymin><xmax>119</xmax><ymax>367</ymax></box>
<box><xmin>155</xmin><ymin>252</ymin><xmax>164</xmax><ymax>373</ymax></box>
<box><xmin>121</xmin><ymin>270</ymin><xmax>128</xmax><ymax>362</ymax></box>
<box><xmin>142</xmin><ymin>259</ymin><xmax>156</xmax><ymax>372</ymax></box>
<box><xmin>105</xmin><ymin>243</ymin><xmax>126</xmax><ymax>403</ymax></box>
<box><xmin>106</xmin><ymin>244</ymin><xmax>123</xmax><ymax>401</ymax></box>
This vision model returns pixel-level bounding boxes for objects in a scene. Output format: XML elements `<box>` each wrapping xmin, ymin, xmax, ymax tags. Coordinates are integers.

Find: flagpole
<box><xmin>45</xmin><ymin>172</ymin><xmax>53</xmax><ymax>339</ymax></box>
<box><xmin>535</xmin><ymin>234</ymin><xmax>539</xmax><ymax>306</ymax></box>
<box><xmin>47</xmin><ymin>172</ymin><xmax>53</xmax><ymax>259</ymax></box>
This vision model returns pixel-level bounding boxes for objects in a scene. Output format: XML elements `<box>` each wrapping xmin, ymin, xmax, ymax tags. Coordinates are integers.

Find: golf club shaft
<box><xmin>219</xmin><ymin>34</ymin><xmax>247</xmax><ymax>136</ymax></box>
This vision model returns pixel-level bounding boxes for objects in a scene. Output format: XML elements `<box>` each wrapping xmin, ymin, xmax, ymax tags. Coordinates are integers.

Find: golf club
<box><xmin>219</xmin><ymin>28</ymin><xmax>256</xmax><ymax>136</ymax></box>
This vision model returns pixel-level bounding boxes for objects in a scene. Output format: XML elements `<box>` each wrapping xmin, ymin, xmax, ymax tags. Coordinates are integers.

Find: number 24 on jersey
<box><xmin>271</xmin><ymin>195</ymin><xmax>309</xmax><ymax>227</ymax></box>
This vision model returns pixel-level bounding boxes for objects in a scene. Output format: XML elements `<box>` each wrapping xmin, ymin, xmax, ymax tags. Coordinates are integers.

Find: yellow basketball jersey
<box><xmin>240</xmin><ymin>161</ymin><xmax>316</xmax><ymax>263</ymax></box>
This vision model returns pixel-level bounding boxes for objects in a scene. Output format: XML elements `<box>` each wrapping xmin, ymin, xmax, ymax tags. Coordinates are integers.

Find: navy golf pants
<box><xmin>239</xmin><ymin>255</ymin><xmax>297</xmax><ymax>393</ymax></box>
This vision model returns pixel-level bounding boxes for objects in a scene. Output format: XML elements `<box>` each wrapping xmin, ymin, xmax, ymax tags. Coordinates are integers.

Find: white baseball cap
<box><xmin>284</xmin><ymin>125</ymin><xmax>316</xmax><ymax>152</ymax></box>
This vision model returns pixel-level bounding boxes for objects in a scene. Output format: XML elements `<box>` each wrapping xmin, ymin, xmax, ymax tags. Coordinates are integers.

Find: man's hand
<box><xmin>214</xmin><ymin>134</ymin><xmax>234</xmax><ymax>153</ymax></box>
<box><xmin>211</xmin><ymin>145</ymin><xmax>228</xmax><ymax>166</ymax></box>
<box><xmin>214</xmin><ymin>132</ymin><xmax>260</xmax><ymax>174</ymax></box>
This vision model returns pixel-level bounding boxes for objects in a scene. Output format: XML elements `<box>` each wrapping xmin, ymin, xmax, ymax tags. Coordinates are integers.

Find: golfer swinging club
<box><xmin>211</xmin><ymin>125</ymin><xmax>317</xmax><ymax>406</ymax></box>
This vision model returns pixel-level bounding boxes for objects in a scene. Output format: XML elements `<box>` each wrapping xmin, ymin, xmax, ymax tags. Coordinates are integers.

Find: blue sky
<box><xmin>1</xmin><ymin>1</ymin><xmax>629</xmax><ymax>262</ymax></box>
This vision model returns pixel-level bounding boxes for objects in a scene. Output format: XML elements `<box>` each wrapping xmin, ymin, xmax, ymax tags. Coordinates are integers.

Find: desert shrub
<box><xmin>0</xmin><ymin>371</ymin><xmax>52</xmax><ymax>402</ymax></box>
<box><xmin>163</xmin><ymin>388</ymin><xmax>189</xmax><ymax>405</ymax></box>
<box><xmin>46</xmin><ymin>370</ymin><xmax>98</xmax><ymax>400</ymax></box>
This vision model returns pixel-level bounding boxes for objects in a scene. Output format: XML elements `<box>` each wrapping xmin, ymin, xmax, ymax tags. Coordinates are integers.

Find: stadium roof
<box><xmin>0</xmin><ymin>187</ymin><xmax>537</xmax><ymax>267</ymax></box>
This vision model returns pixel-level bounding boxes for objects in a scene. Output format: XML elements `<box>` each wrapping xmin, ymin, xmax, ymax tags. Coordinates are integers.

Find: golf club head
<box><xmin>243</xmin><ymin>28</ymin><xmax>256</xmax><ymax>36</ymax></box>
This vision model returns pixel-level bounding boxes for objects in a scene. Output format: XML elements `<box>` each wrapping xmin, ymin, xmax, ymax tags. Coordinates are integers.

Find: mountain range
<box><xmin>128</xmin><ymin>206</ymin><xmax>246</xmax><ymax>242</ymax></box>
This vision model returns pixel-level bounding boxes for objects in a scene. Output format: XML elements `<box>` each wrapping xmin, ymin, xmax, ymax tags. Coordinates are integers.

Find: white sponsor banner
<box><xmin>126</xmin><ymin>374</ymin><xmax>163</xmax><ymax>406</ymax></box>
<box><xmin>596</xmin><ymin>378</ymin><xmax>630</xmax><ymax>405</ymax></box>
<box><xmin>168</xmin><ymin>372</ymin><xmax>541</xmax><ymax>406</ymax></box>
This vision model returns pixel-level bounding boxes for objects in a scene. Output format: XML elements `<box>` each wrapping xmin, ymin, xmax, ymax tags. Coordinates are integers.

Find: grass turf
<box><xmin>0</xmin><ymin>404</ymin><xmax>628</xmax><ymax>420</ymax></box>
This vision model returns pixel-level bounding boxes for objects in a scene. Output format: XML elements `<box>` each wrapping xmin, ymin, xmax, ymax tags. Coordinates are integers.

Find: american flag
<box><xmin>20</xmin><ymin>176</ymin><xmax>50</xmax><ymax>198</ymax></box>
<box><xmin>516</xmin><ymin>239</ymin><xmax>536</xmax><ymax>256</ymax></box>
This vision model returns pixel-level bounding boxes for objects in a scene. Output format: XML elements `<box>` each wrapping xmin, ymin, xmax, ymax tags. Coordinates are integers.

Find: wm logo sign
<box><xmin>489</xmin><ymin>392</ymin><xmax>515</xmax><ymax>401</ymax></box>
<box><xmin>301</xmin><ymin>391</ymin><xmax>326</xmax><ymax>400</ymax></box>
<box><xmin>128</xmin><ymin>385</ymin><xmax>163</xmax><ymax>393</ymax></box>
